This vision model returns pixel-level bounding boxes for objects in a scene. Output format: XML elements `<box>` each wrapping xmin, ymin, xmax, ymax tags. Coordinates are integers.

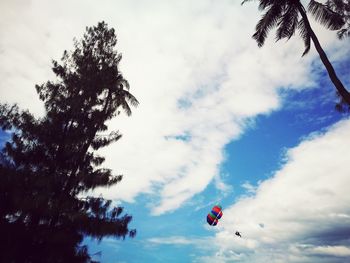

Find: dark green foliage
<box><xmin>0</xmin><ymin>21</ymin><xmax>138</xmax><ymax>262</ymax></box>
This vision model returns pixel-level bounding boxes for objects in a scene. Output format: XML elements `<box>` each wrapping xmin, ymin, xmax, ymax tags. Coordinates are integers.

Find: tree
<box><xmin>242</xmin><ymin>0</ymin><xmax>350</xmax><ymax>108</ymax></box>
<box><xmin>0</xmin><ymin>21</ymin><xmax>138</xmax><ymax>262</ymax></box>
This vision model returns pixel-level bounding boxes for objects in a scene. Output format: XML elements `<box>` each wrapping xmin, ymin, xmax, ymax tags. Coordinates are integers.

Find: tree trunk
<box><xmin>297</xmin><ymin>3</ymin><xmax>350</xmax><ymax>106</ymax></box>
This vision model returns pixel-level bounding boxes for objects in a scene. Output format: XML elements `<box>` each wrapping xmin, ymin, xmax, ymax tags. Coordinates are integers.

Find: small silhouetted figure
<box><xmin>235</xmin><ymin>231</ymin><xmax>242</xmax><ymax>238</ymax></box>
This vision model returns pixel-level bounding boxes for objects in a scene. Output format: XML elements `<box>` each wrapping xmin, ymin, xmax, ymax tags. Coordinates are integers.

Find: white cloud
<box><xmin>1</xmin><ymin>0</ymin><xmax>349</xmax><ymax>215</ymax></box>
<box><xmin>148</xmin><ymin>236</ymin><xmax>195</xmax><ymax>246</ymax></box>
<box><xmin>210</xmin><ymin>119</ymin><xmax>350</xmax><ymax>262</ymax></box>
<box><xmin>146</xmin><ymin>235</ymin><xmax>215</xmax><ymax>252</ymax></box>
<box><xmin>308</xmin><ymin>245</ymin><xmax>350</xmax><ymax>257</ymax></box>
<box><xmin>214</xmin><ymin>173</ymin><xmax>233</xmax><ymax>195</ymax></box>
<box><xmin>241</xmin><ymin>181</ymin><xmax>257</xmax><ymax>195</ymax></box>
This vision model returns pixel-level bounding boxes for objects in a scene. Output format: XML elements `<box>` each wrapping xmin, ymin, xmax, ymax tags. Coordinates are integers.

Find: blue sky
<box><xmin>84</xmin><ymin>71</ymin><xmax>348</xmax><ymax>263</ymax></box>
<box><xmin>1</xmin><ymin>0</ymin><xmax>350</xmax><ymax>262</ymax></box>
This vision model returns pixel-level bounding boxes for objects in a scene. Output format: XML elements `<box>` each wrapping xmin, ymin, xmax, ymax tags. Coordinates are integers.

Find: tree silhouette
<box><xmin>242</xmin><ymin>0</ymin><xmax>350</xmax><ymax>108</ymax></box>
<box><xmin>0</xmin><ymin>21</ymin><xmax>138</xmax><ymax>262</ymax></box>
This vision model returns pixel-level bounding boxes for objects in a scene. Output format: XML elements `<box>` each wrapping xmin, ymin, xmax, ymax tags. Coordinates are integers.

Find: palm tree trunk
<box><xmin>297</xmin><ymin>3</ymin><xmax>350</xmax><ymax>106</ymax></box>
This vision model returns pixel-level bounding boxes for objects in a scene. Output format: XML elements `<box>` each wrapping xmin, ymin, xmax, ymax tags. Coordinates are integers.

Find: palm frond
<box><xmin>258</xmin><ymin>0</ymin><xmax>277</xmax><ymax>11</ymax></box>
<box><xmin>276</xmin><ymin>5</ymin><xmax>299</xmax><ymax>41</ymax></box>
<box><xmin>327</xmin><ymin>0</ymin><xmax>345</xmax><ymax>13</ymax></box>
<box><xmin>337</xmin><ymin>28</ymin><xmax>350</xmax><ymax>39</ymax></box>
<box><xmin>241</xmin><ymin>0</ymin><xmax>255</xmax><ymax>5</ymax></box>
<box><xmin>114</xmin><ymin>89</ymin><xmax>139</xmax><ymax>116</ymax></box>
<box><xmin>308</xmin><ymin>0</ymin><xmax>345</xmax><ymax>30</ymax></box>
<box><xmin>326</xmin><ymin>0</ymin><xmax>350</xmax><ymax>39</ymax></box>
<box><xmin>241</xmin><ymin>0</ymin><xmax>276</xmax><ymax>9</ymax></box>
<box><xmin>123</xmin><ymin>90</ymin><xmax>139</xmax><ymax>108</ymax></box>
<box><xmin>253</xmin><ymin>3</ymin><xmax>284</xmax><ymax>46</ymax></box>
<box><xmin>297</xmin><ymin>19</ymin><xmax>311</xmax><ymax>56</ymax></box>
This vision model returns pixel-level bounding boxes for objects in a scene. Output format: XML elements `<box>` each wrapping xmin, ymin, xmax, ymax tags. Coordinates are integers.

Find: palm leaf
<box><xmin>326</xmin><ymin>0</ymin><xmax>350</xmax><ymax>39</ymax></box>
<box><xmin>258</xmin><ymin>0</ymin><xmax>277</xmax><ymax>11</ymax></box>
<box><xmin>338</xmin><ymin>28</ymin><xmax>350</xmax><ymax>39</ymax></box>
<box><xmin>297</xmin><ymin>19</ymin><xmax>311</xmax><ymax>56</ymax></box>
<box><xmin>241</xmin><ymin>0</ymin><xmax>275</xmax><ymax>9</ymax></box>
<box><xmin>115</xmin><ymin>89</ymin><xmax>139</xmax><ymax>116</ymax></box>
<box><xmin>308</xmin><ymin>0</ymin><xmax>345</xmax><ymax>30</ymax></box>
<box><xmin>327</xmin><ymin>0</ymin><xmax>345</xmax><ymax>12</ymax></box>
<box><xmin>241</xmin><ymin>0</ymin><xmax>254</xmax><ymax>5</ymax></box>
<box><xmin>276</xmin><ymin>5</ymin><xmax>299</xmax><ymax>41</ymax></box>
<box><xmin>253</xmin><ymin>3</ymin><xmax>284</xmax><ymax>46</ymax></box>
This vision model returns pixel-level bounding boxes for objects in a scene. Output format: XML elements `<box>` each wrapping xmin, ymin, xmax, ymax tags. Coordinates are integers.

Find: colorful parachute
<box><xmin>207</xmin><ymin>205</ymin><xmax>223</xmax><ymax>226</ymax></box>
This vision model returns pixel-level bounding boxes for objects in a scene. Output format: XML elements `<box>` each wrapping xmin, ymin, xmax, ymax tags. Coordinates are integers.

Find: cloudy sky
<box><xmin>1</xmin><ymin>0</ymin><xmax>350</xmax><ymax>262</ymax></box>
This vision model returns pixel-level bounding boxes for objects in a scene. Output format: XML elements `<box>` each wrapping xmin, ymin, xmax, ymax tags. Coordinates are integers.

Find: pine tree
<box><xmin>0</xmin><ymin>21</ymin><xmax>138</xmax><ymax>262</ymax></box>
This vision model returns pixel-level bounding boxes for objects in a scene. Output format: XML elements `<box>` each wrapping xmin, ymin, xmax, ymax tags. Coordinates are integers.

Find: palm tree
<box><xmin>242</xmin><ymin>0</ymin><xmax>350</xmax><ymax>107</ymax></box>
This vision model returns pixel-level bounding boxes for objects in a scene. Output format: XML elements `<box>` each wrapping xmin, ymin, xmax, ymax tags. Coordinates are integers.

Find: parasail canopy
<box><xmin>207</xmin><ymin>205</ymin><xmax>223</xmax><ymax>226</ymax></box>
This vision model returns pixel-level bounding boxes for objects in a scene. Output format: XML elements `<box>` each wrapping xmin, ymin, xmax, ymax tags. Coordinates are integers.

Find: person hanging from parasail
<box><xmin>206</xmin><ymin>205</ymin><xmax>242</xmax><ymax>238</ymax></box>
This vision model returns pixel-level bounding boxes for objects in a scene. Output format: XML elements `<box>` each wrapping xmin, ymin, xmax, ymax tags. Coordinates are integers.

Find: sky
<box><xmin>1</xmin><ymin>0</ymin><xmax>350</xmax><ymax>262</ymax></box>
